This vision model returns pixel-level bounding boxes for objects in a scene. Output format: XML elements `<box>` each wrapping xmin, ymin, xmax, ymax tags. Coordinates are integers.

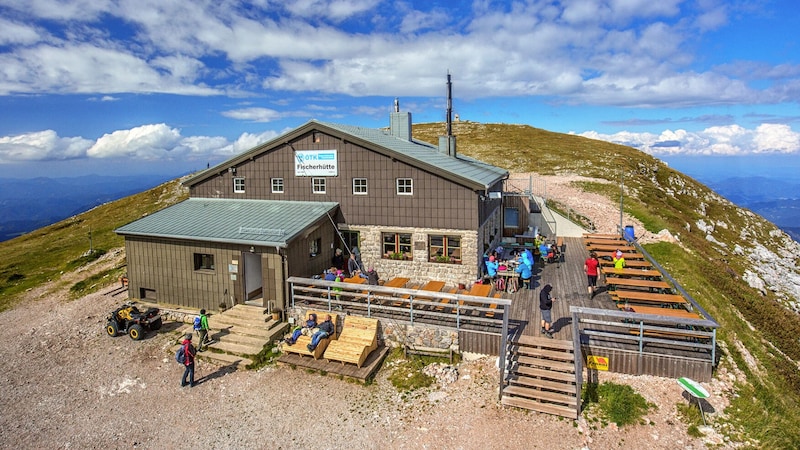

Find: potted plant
<box><xmin>271</xmin><ymin>307</ymin><xmax>282</xmax><ymax>321</ymax></box>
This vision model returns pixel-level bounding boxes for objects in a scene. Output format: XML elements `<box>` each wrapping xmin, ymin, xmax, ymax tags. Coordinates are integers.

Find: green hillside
<box><xmin>2</xmin><ymin>122</ymin><xmax>799</xmax><ymax>446</ymax></box>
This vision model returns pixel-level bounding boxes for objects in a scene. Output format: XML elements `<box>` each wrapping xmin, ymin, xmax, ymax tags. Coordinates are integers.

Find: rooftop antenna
<box><xmin>394</xmin><ymin>97</ymin><xmax>399</xmax><ymax>113</ymax></box>
<box><xmin>446</xmin><ymin>71</ymin><xmax>453</xmax><ymax>137</ymax></box>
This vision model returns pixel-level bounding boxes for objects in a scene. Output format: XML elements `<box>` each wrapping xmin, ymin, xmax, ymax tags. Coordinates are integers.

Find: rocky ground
<box><xmin>0</xmin><ymin>173</ymin><xmax>744</xmax><ymax>449</ymax></box>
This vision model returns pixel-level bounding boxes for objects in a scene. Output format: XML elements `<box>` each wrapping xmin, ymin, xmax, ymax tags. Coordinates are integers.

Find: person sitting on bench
<box><xmin>286</xmin><ymin>313</ymin><xmax>317</xmax><ymax>345</ymax></box>
<box><xmin>307</xmin><ymin>315</ymin><xmax>334</xmax><ymax>351</ymax></box>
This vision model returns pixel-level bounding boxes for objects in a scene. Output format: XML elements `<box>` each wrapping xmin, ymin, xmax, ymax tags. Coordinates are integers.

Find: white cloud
<box><xmin>0</xmin><ymin>130</ymin><xmax>92</xmax><ymax>162</ymax></box>
<box><xmin>579</xmin><ymin>123</ymin><xmax>800</xmax><ymax>156</ymax></box>
<box><xmin>88</xmin><ymin>124</ymin><xmax>183</xmax><ymax>159</ymax></box>
<box><xmin>221</xmin><ymin>107</ymin><xmax>282</xmax><ymax>122</ymax></box>
<box><xmin>0</xmin><ymin>125</ymin><xmax>282</xmax><ymax>167</ymax></box>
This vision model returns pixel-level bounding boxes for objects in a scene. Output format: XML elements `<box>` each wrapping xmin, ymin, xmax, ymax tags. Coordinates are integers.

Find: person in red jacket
<box><xmin>584</xmin><ymin>252</ymin><xmax>600</xmax><ymax>298</ymax></box>
<box><xmin>180</xmin><ymin>333</ymin><xmax>197</xmax><ymax>387</ymax></box>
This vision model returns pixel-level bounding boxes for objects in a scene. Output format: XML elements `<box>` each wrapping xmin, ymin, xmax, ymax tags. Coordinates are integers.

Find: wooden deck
<box><xmin>276</xmin><ymin>345</ymin><xmax>390</xmax><ymax>382</ymax></box>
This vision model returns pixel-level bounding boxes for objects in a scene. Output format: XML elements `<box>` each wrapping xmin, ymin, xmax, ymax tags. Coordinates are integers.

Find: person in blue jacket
<box><xmin>486</xmin><ymin>255</ymin><xmax>499</xmax><ymax>278</ymax></box>
<box><xmin>515</xmin><ymin>257</ymin><xmax>533</xmax><ymax>289</ymax></box>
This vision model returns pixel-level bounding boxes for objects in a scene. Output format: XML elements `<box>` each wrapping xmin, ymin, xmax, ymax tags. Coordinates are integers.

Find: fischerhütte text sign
<box><xmin>295</xmin><ymin>150</ymin><xmax>338</xmax><ymax>176</ymax></box>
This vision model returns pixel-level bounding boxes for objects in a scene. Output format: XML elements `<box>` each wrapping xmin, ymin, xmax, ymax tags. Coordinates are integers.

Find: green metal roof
<box><xmin>315</xmin><ymin>120</ymin><xmax>507</xmax><ymax>189</ymax></box>
<box><xmin>184</xmin><ymin>119</ymin><xmax>507</xmax><ymax>190</ymax></box>
<box><xmin>115</xmin><ymin>198</ymin><xmax>339</xmax><ymax>247</ymax></box>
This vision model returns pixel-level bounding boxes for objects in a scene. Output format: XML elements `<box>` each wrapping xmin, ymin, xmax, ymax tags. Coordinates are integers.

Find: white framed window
<box><xmin>233</xmin><ymin>177</ymin><xmax>245</xmax><ymax>193</ymax></box>
<box><xmin>353</xmin><ymin>178</ymin><xmax>368</xmax><ymax>195</ymax></box>
<box><xmin>312</xmin><ymin>177</ymin><xmax>326</xmax><ymax>194</ymax></box>
<box><xmin>271</xmin><ymin>178</ymin><xmax>284</xmax><ymax>193</ymax></box>
<box><xmin>396</xmin><ymin>178</ymin><xmax>413</xmax><ymax>195</ymax></box>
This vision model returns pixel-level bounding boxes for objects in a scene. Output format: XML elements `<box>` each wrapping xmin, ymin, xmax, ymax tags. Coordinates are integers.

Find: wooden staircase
<box><xmin>501</xmin><ymin>335</ymin><xmax>580</xmax><ymax>419</ymax></box>
<box><xmin>185</xmin><ymin>304</ymin><xmax>288</xmax><ymax>368</ymax></box>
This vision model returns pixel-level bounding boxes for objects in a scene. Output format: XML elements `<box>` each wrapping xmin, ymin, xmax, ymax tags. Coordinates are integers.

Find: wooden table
<box><xmin>384</xmin><ymin>277</ymin><xmax>410</xmax><ymax>288</ymax></box>
<box><xmin>619</xmin><ymin>304</ymin><xmax>701</xmax><ymax>319</ymax></box>
<box><xmin>583</xmin><ymin>238</ymin><xmax>626</xmax><ymax>246</ymax></box>
<box><xmin>342</xmin><ymin>277</ymin><xmax>366</xmax><ymax>284</ymax></box>
<box><xmin>595</xmin><ymin>251</ymin><xmax>645</xmax><ymax>260</ymax></box>
<box><xmin>605</xmin><ymin>278</ymin><xmax>670</xmax><ymax>291</ymax></box>
<box><xmin>614</xmin><ymin>290</ymin><xmax>687</xmax><ymax>305</ymax></box>
<box><xmin>602</xmin><ymin>267</ymin><xmax>662</xmax><ymax>278</ymax></box>
<box><xmin>583</xmin><ymin>233</ymin><xmax>622</xmax><ymax>240</ymax></box>
<box><xmin>468</xmin><ymin>283</ymin><xmax>492</xmax><ymax>297</ymax></box>
<box><xmin>587</xmin><ymin>244</ymin><xmax>638</xmax><ymax>252</ymax></box>
<box><xmin>599</xmin><ymin>259</ymin><xmax>652</xmax><ymax>268</ymax></box>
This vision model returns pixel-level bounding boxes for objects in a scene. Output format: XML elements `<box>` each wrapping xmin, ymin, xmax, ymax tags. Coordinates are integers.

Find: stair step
<box><xmin>511</xmin><ymin>345</ymin><xmax>576</xmax><ymax>362</ymax></box>
<box><xmin>501</xmin><ymin>395</ymin><xmax>577</xmax><ymax>419</ymax></box>
<box><xmin>510</xmin><ymin>365</ymin><xmax>577</xmax><ymax>383</ymax></box>
<box><xmin>198</xmin><ymin>351</ymin><xmax>253</xmax><ymax>368</ymax></box>
<box><xmin>506</xmin><ymin>374</ymin><xmax>576</xmax><ymax>394</ymax></box>
<box><xmin>209</xmin><ymin>315</ymin><xmax>269</xmax><ymax>330</ymax></box>
<box><xmin>208</xmin><ymin>340</ymin><xmax>264</xmax><ymax>356</ymax></box>
<box><xmin>514</xmin><ymin>355</ymin><xmax>575</xmax><ymax>372</ymax></box>
<box><xmin>513</xmin><ymin>335</ymin><xmax>574</xmax><ymax>351</ymax></box>
<box><xmin>208</xmin><ymin>332</ymin><xmax>267</xmax><ymax>347</ymax></box>
<box><xmin>221</xmin><ymin>304</ymin><xmax>269</xmax><ymax>319</ymax></box>
<box><xmin>502</xmin><ymin>385</ymin><xmax>577</xmax><ymax>406</ymax></box>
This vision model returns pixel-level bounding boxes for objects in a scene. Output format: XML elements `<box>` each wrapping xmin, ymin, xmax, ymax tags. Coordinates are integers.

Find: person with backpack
<box><xmin>194</xmin><ymin>309</ymin><xmax>211</xmax><ymax>351</ymax></box>
<box><xmin>179</xmin><ymin>333</ymin><xmax>197</xmax><ymax>387</ymax></box>
<box><xmin>539</xmin><ymin>284</ymin><xmax>557</xmax><ymax>338</ymax></box>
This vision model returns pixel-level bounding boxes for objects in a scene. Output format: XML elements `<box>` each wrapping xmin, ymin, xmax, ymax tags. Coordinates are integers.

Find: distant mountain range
<box><xmin>0</xmin><ymin>175</ymin><xmax>174</xmax><ymax>242</ymax></box>
<box><xmin>704</xmin><ymin>176</ymin><xmax>800</xmax><ymax>242</ymax></box>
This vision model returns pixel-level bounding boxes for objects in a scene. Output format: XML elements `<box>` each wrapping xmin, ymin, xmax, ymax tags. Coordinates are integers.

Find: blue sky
<box><xmin>0</xmin><ymin>0</ymin><xmax>798</xmax><ymax>179</ymax></box>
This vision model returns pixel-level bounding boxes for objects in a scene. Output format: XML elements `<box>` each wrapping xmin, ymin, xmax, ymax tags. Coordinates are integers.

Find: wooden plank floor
<box><xmin>507</xmin><ymin>237</ymin><xmax>613</xmax><ymax>341</ymax></box>
<box><xmin>277</xmin><ymin>345</ymin><xmax>390</xmax><ymax>382</ymax></box>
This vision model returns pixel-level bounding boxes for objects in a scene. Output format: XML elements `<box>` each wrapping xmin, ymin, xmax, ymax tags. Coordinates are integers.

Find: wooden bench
<box><xmin>605</xmin><ymin>278</ymin><xmax>670</xmax><ymax>291</ymax></box>
<box><xmin>282</xmin><ymin>311</ymin><xmax>338</xmax><ymax>360</ymax></box>
<box><xmin>599</xmin><ymin>259</ymin><xmax>652</xmax><ymax>268</ymax></box>
<box><xmin>614</xmin><ymin>290</ymin><xmax>687</xmax><ymax>305</ymax></box>
<box><xmin>324</xmin><ymin>316</ymin><xmax>379</xmax><ymax>368</ymax></box>
<box><xmin>486</xmin><ymin>293</ymin><xmax>502</xmax><ymax>318</ymax></box>
<box><xmin>435</xmin><ymin>287</ymin><xmax>459</xmax><ymax>312</ymax></box>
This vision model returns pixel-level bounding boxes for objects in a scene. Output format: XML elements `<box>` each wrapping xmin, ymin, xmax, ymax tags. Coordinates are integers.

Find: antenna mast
<box><xmin>446</xmin><ymin>72</ymin><xmax>453</xmax><ymax>137</ymax></box>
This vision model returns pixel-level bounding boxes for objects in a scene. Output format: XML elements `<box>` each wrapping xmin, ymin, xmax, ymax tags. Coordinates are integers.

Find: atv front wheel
<box><xmin>106</xmin><ymin>321</ymin><xmax>119</xmax><ymax>337</ymax></box>
<box><xmin>129</xmin><ymin>324</ymin><xmax>144</xmax><ymax>340</ymax></box>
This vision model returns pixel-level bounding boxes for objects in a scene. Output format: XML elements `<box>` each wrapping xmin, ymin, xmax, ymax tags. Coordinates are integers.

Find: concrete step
<box><xmin>207</xmin><ymin>340</ymin><xmax>264</xmax><ymax>356</ymax></box>
<box><xmin>209</xmin><ymin>314</ymin><xmax>269</xmax><ymax>329</ymax></box>
<box><xmin>222</xmin><ymin>304</ymin><xmax>269</xmax><ymax>319</ymax></box>
<box><xmin>199</xmin><ymin>351</ymin><xmax>253</xmax><ymax>368</ymax></box>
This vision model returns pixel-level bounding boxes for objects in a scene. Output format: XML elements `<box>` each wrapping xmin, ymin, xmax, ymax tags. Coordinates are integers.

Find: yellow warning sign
<box><xmin>586</xmin><ymin>355</ymin><xmax>609</xmax><ymax>371</ymax></box>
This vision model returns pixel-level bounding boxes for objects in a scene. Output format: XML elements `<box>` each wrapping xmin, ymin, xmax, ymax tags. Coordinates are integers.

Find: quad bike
<box><xmin>106</xmin><ymin>303</ymin><xmax>162</xmax><ymax>340</ymax></box>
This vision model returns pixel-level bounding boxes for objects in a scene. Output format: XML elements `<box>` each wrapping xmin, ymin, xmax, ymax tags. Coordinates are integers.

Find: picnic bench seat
<box><xmin>486</xmin><ymin>293</ymin><xmax>502</xmax><ymax>318</ymax></box>
<box><xmin>324</xmin><ymin>316</ymin><xmax>379</xmax><ymax>368</ymax></box>
<box><xmin>282</xmin><ymin>311</ymin><xmax>338</xmax><ymax>360</ymax></box>
<box><xmin>435</xmin><ymin>287</ymin><xmax>459</xmax><ymax>312</ymax></box>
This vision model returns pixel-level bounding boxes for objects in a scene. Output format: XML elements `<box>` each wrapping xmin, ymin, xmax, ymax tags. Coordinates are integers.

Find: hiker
<box><xmin>347</xmin><ymin>252</ymin><xmax>360</xmax><ymax>277</ymax></box>
<box><xmin>286</xmin><ymin>313</ymin><xmax>317</xmax><ymax>345</ymax></box>
<box><xmin>613</xmin><ymin>249</ymin><xmax>626</xmax><ymax>269</ymax></box>
<box><xmin>584</xmin><ymin>252</ymin><xmax>600</xmax><ymax>298</ymax></box>
<box><xmin>539</xmin><ymin>284</ymin><xmax>557</xmax><ymax>338</ymax></box>
<box><xmin>195</xmin><ymin>309</ymin><xmax>211</xmax><ymax>351</ymax></box>
<box><xmin>366</xmin><ymin>267</ymin><xmax>379</xmax><ymax>286</ymax></box>
<box><xmin>180</xmin><ymin>333</ymin><xmax>197</xmax><ymax>387</ymax></box>
<box><xmin>307</xmin><ymin>314</ymin><xmax>334</xmax><ymax>351</ymax></box>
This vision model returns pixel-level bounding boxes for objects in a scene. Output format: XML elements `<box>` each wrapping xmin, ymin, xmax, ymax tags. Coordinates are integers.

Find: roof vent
<box><xmin>390</xmin><ymin>98</ymin><xmax>412</xmax><ymax>141</ymax></box>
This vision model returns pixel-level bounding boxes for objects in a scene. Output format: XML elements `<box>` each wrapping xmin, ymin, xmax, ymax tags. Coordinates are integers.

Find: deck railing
<box><xmin>287</xmin><ymin>277</ymin><xmax>510</xmax><ymax>331</ymax></box>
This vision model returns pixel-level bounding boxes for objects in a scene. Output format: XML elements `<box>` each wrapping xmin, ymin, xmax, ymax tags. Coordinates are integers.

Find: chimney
<box><xmin>390</xmin><ymin>97</ymin><xmax>412</xmax><ymax>141</ymax></box>
<box><xmin>438</xmin><ymin>73</ymin><xmax>457</xmax><ymax>157</ymax></box>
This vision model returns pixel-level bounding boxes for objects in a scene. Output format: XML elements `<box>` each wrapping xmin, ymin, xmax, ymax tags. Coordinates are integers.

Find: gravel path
<box><xmin>0</xmin><ymin>173</ymin><xmax>739</xmax><ymax>449</ymax></box>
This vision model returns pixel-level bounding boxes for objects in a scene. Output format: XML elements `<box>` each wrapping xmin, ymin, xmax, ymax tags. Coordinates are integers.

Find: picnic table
<box><xmin>605</xmin><ymin>278</ymin><xmax>670</xmax><ymax>291</ymax></box>
<box><xmin>613</xmin><ymin>290</ymin><xmax>687</xmax><ymax>305</ymax></box>
<box><xmin>583</xmin><ymin>233</ymin><xmax>622</xmax><ymax>240</ymax></box>
<box><xmin>601</xmin><ymin>267</ymin><xmax>662</xmax><ymax>278</ymax></box>
<box><xmin>583</xmin><ymin>237</ymin><xmax>626</xmax><ymax>246</ymax></box>
<box><xmin>342</xmin><ymin>277</ymin><xmax>367</xmax><ymax>284</ymax></box>
<box><xmin>469</xmin><ymin>283</ymin><xmax>492</xmax><ymax>297</ymax></box>
<box><xmin>384</xmin><ymin>277</ymin><xmax>410</xmax><ymax>288</ymax></box>
<box><xmin>599</xmin><ymin>259</ymin><xmax>652</xmax><ymax>268</ymax></box>
<box><xmin>587</xmin><ymin>244</ymin><xmax>638</xmax><ymax>252</ymax></box>
<box><xmin>596</xmin><ymin>251</ymin><xmax>646</xmax><ymax>260</ymax></box>
<box><xmin>619</xmin><ymin>304</ymin><xmax>701</xmax><ymax>319</ymax></box>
